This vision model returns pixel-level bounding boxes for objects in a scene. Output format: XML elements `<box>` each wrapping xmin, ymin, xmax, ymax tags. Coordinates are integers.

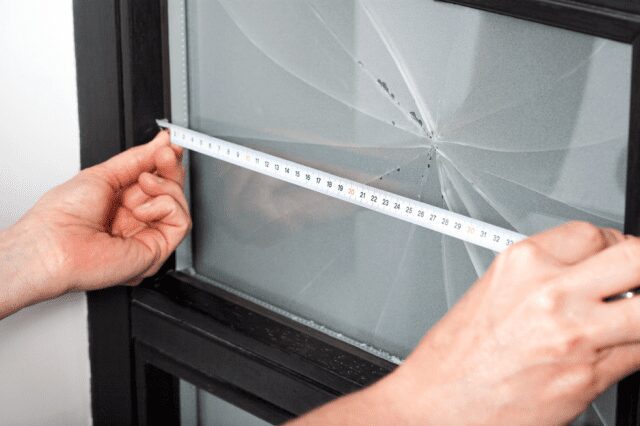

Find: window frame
<box><xmin>74</xmin><ymin>0</ymin><xmax>640</xmax><ymax>424</ymax></box>
<box><xmin>441</xmin><ymin>2</ymin><xmax>640</xmax><ymax>425</ymax></box>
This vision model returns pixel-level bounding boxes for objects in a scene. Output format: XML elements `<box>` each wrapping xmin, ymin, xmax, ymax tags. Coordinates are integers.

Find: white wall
<box><xmin>0</xmin><ymin>1</ymin><xmax>92</xmax><ymax>425</ymax></box>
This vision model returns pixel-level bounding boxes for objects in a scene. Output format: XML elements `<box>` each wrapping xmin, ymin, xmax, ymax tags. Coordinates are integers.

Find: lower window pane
<box><xmin>180</xmin><ymin>381</ymin><xmax>272</xmax><ymax>426</ymax></box>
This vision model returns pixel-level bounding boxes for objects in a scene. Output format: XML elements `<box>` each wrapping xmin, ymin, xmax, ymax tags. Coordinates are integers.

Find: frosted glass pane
<box><xmin>179</xmin><ymin>381</ymin><xmax>271</xmax><ymax>426</ymax></box>
<box><xmin>172</xmin><ymin>1</ymin><xmax>631</xmax><ymax>424</ymax></box>
<box><xmin>199</xmin><ymin>392</ymin><xmax>270</xmax><ymax>426</ymax></box>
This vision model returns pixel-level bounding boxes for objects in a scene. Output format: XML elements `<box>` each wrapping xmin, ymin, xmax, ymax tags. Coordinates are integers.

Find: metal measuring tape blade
<box><xmin>157</xmin><ymin>119</ymin><xmax>526</xmax><ymax>252</ymax></box>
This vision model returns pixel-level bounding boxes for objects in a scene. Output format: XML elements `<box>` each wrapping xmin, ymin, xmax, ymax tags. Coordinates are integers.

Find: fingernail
<box><xmin>139</xmin><ymin>201</ymin><xmax>152</xmax><ymax>210</ymax></box>
<box><xmin>154</xmin><ymin>175</ymin><xmax>164</xmax><ymax>184</ymax></box>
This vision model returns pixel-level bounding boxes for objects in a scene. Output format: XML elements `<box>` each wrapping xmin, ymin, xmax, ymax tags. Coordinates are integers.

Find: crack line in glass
<box><xmin>183</xmin><ymin>5</ymin><xmax>629</xmax><ymax>421</ymax></box>
<box><xmin>437</xmin><ymin>134</ymin><xmax>625</xmax><ymax>154</ymax></box>
<box><xmin>436</xmin><ymin>153</ymin><xmax>520</xmax><ymax>231</ymax></box>
<box><xmin>442</xmin><ymin>40</ymin><xmax>607</xmax><ymax>135</ymax></box>
<box><xmin>477</xmin><ymin>168</ymin><xmax>622</xmax><ymax>224</ymax></box>
<box><xmin>304</xmin><ymin>0</ymin><xmax>423</xmax><ymax>133</ymax></box>
<box><xmin>234</xmin><ymin>150</ymin><xmax>428</xmax><ymax>239</ymax></box>
<box><xmin>216</xmin><ymin>0</ymin><xmax>426</xmax><ymax>138</ymax></box>
<box><xmin>358</xmin><ymin>0</ymin><xmax>435</xmax><ymax>138</ymax></box>
<box><xmin>436</xmin><ymin>150</ymin><xmax>621</xmax><ymax>225</ymax></box>
<box><xmin>293</xmin><ymin>247</ymin><xmax>350</xmax><ymax>299</ymax></box>
<box><xmin>214</xmin><ymin>133</ymin><xmax>429</xmax><ymax>150</ymax></box>
<box><xmin>371</xmin><ymin>225</ymin><xmax>419</xmax><ymax>336</ymax></box>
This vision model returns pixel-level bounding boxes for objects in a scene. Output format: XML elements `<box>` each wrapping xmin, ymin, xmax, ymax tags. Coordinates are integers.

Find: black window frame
<box><xmin>74</xmin><ymin>0</ymin><xmax>640</xmax><ymax>424</ymax></box>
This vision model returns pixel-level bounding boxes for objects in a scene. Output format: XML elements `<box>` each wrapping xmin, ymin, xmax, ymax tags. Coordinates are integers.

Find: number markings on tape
<box><xmin>157</xmin><ymin>120</ymin><xmax>525</xmax><ymax>252</ymax></box>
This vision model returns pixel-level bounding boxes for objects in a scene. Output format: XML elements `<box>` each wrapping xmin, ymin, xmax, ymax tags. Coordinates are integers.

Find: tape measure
<box><xmin>157</xmin><ymin>120</ymin><xmax>526</xmax><ymax>252</ymax></box>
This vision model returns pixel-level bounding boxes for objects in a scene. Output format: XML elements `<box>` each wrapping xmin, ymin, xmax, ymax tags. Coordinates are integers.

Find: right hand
<box><xmin>380</xmin><ymin>221</ymin><xmax>638</xmax><ymax>425</ymax></box>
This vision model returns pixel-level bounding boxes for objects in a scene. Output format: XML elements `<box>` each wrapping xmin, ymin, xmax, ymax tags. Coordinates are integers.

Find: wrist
<box><xmin>365</xmin><ymin>361</ymin><xmax>455</xmax><ymax>426</ymax></box>
<box><xmin>362</xmin><ymin>370</ymin><xmax>430</xmax><ymax>425</ymax></box>
<box><xmin>0</xmin><ymin>220</ymin><xmax>67</xmax><ymax>317</ymax></box>
<box><xmin>288</xmin><ymin>369</ymin><xmax>422</xmax><ymax>425</ymax></box>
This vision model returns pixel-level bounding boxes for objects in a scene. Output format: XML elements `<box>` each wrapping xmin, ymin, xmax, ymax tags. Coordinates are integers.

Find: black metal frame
<box><xmin>74</xmin><ymin>0</ymin><xmax>640</xmax><ymax>424</ymax></box>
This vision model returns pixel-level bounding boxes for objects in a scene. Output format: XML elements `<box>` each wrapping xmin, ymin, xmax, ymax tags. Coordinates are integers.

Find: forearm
<box><xmin>0</xmin><ymin>222</ymin><xmax>63</xmax><ymax>318</ymax></box>
<box><xmin>287</xmin><ymin>375</ymin><xmax>416</xmax><ymax>425</ymax></box>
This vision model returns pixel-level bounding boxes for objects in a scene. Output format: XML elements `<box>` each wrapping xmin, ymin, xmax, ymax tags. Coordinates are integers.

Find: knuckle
<box><xmin>572</xmin><ymin>221</ymin><xmax>606</xmax><ymax>247</ymax></box>
<box><xmin>167</xmin><ymin>201</ymin><xmax>179</xmax><ymax>215</ymax></box>
<box><xmin>155</xmin><ymin>195</ymin><xmax>177</xmax><ymax>214</ymax></box>
<box><xmin>622</xmin><ymin>239</ymin><xmax>640</xmax><ymax>275</ymax></box>
<box><xmin>569</xmin><ymin>221</ymin><xmax>601</xmax><ymax>239</ymax></box>
<box><xmin>534</xmin><ymin>285</ymin><xmax>564</xmax><ymax>314</ymax></box>
<box><xmin>504</xmin><ymin>240</ymin><xmax>543</xmax><ymax>264</ymax></box>
<box><xmin>580</xmin><ymin>321</ymin><xmax>605</xmax><ymax>344</ymax></box>
<box><xmin>158</xmin><ymin>193</ymin><xmax>174</xmax><ymax>204</ymax></box>
<box><xmin>179</xmin><ymin>215</ymin><xmax>192</xmax><ymax>233</ymax></box>
<box><xmin>554</xmin><ymin>329</ymin><xmax>588</xmax><ymax>358</ymax></box>
<box><xmin>623</xmin><ymin>238</ymin><xmax>640</xmax><ymax>259</ymax></box>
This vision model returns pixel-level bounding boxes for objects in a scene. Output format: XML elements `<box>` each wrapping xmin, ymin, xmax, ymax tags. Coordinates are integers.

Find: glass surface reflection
<box><xmin>172</xmin><ymin>1</ymin><xmax>632</xmax><ymax>424</ymax></box>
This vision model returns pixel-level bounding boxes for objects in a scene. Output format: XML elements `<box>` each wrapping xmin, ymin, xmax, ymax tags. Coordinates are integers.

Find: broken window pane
<box><xmin>171</xmin><ymin>1</ymin><xmax>631</xmax><ymax>424</ymax></box>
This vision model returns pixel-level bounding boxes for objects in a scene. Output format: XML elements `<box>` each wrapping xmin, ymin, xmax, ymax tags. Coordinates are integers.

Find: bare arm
<box><xmin>0</xmin><ymin>131</ymin><xmax>190</xmax><ymax>318</ymax></box>
<box><xmin>291</xmin><ymin>223</ymin><xmax>640</xmax><ymax>425</ymax></box>
<box><xmin>4</xmin><ymin>132</ymin><xmax>640</xmax><ymax>425</ymax></box>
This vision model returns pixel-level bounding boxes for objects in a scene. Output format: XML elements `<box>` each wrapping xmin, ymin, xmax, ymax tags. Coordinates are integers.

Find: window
<box><xmin>75</xmin><ymin>1</ymin><xmax>640</xmax><ymax>425</ymax></box>
<box><xmin>180</xmin><ymin>380</ymin><xmax>271</xmax><ymax>426</ymax></box>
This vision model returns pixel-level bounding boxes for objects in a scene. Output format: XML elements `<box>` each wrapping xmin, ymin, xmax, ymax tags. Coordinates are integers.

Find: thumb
<box><xmin>130</xmin><ymin>194</ymin><xmax>191</xmax><ymax>276</ymax></box>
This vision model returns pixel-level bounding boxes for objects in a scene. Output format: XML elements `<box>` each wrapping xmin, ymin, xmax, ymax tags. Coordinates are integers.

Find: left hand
<box><xmin>9</xmin><ymin>130</ymin><xmax>190</xmax><ymax>303</ymax></box>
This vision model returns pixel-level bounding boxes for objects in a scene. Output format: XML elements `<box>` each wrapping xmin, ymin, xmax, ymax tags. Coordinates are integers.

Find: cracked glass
<box><xmin>170</xmin><ymin>1</ymin><xmax>632</xmax><ymax>424</ymax></box>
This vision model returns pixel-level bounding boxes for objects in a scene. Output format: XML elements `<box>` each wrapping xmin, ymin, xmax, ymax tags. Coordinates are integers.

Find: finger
<box><xmin>158</xmin><ymin>128</ymin><xmax>183</xmax><ymax>158</ymax></box>
<box><xmin>596</xmin><ymin>343</ymin><xmax>640</xmax><ymax>387</ymax></box>
<box><xmin>138</xmin><ymin>172</ymin><xmax>189</xmax><ymax>214</ymax></box>
<box><xmin>88</xmin><ymin>131</ymin><xmax>171</xmax><ymax>190</ymax></box>
<box><xmin>121</xmin><ymin>158</ymin><xmax>186</xmax><ymax>211</ymax></box>
<box><xmin>110</xmin><ymin>206</ymin><xmax>147</xmax><ymax>238</ymax></box>
<box><xmin>121</xmin><ymin>184</ymin><xmax>150</xmax><ymax>210</ymax></box>
<box><xmin>130</xmin><ymin>194</ymin><xmax>190</xmax><ymax>278</ymax></box>
<box><xmin>525</xmin><ymin>221</ymin><xmax>622</xmax><ymax>265</ymax></box>
<box><xmin>171</xmin><ymin>144</ymin><xmax>183</xmax><ymax>160</ymax></box>
<box><xmin>131</xmin><ymin>194</ymin><xmax>191</xmax><ymax>258</ymax></box>
<box><xmin>562</xmin><ymin>237</ymin><xmax>640</xmax><ymax>299</ymax></box>
<box><xmin>124</xmin><ymin>277</ymin><xmax>144</xmax><ymax>287</ymax></box>
<box><xmin>155</xmin><ymin>144</ymin><xmax>185</xmax><ymax>186</ymax></box>
<box><xmin>592</xmin><ymin>296</ymin><xmax>640</xmax><ymax>347</ymax></box>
